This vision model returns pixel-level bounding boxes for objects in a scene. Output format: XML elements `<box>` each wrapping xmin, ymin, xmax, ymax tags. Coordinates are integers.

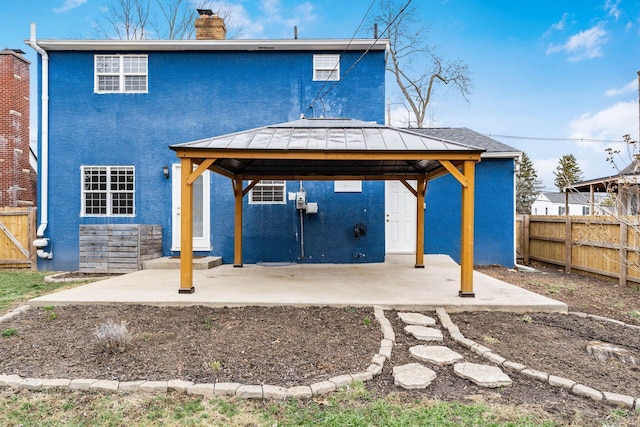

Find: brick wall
<box><xmin>0</xmin><ymin>50</ymin><xmax>35</xmax><ymax>207</ymax></box>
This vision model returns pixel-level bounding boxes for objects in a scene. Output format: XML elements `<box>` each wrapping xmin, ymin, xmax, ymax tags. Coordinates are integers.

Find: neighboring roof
<box><xmin>28</xmin><ymin>38</ymin><xmax>388</xmax><ymax>52</ymax></box>
<box><xmin>567</xmin><ymin>162</ymin><xmax>638</xmax><ymax>192</ymax></box>
<box><xmin>539</xmin><ymin>192</ymin><xmax>590</xmax><ymax>205</ymax></box>
<box><xmin>170</xmin><ymin>118</ymin><xmax>485</xmax><ymax>178</ymax></box>
<box><xmin>408</xmin><ymin>128</ymin><xmax>521</xmax><ymax>158</ymax></box>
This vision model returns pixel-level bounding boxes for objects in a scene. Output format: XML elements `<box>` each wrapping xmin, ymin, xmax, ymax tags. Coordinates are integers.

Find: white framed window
<box><xmin>82</xmin><ymin>166</ymin><xmax>135</xmax><ymax>216</ymax></box>
<box><xmin>558</xmin><ymin>206</ymin><xmax>566</xmax><ymax>215</ymax></box>
<box><xmin>334</xmin><ymin>180</ymin><xmax>362</xmax><ymax>193</ymax></box>
<box><xmin>582</xmin><ymin>206</ymin><xmax>590</xmax><ymax>215</ymax></box>
<box><xmin>249</xmin><ymin>180</ymin><xmax>286</xmax><ymax>204</ymax></box>
<box><xmin>95</xmin><ymin>55</ymin><xmax>148</xmax><ymax>93</ymax></box>
<box><xmin>313</xmin><ymin>54</ymin><xmax>340</xmax><ymax>81</ymax></box>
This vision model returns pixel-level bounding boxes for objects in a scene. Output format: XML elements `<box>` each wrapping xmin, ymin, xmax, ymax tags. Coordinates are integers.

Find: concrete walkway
<box><xmin>30</xmin><ymin>255</ymin><xmax>567</xmax><ymax>313</ymax></box>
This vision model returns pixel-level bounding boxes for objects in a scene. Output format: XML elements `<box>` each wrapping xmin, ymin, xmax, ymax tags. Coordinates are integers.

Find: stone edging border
<box><xmin>0</xmin><ymin>305</ymin><xmax>393</xmax><ymax>400</ymax></box>
<box><xmin>435</xmin><ymin>308</ymin><xmax>640</xmax><ymax>410</ymax></box>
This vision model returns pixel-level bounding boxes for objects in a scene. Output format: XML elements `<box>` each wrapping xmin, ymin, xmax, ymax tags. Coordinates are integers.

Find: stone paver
<box><xmin>502</xmin><ymin>361</ymin><xmax>527</xmax><ymax>373</ymax></box>
<box><xmin>392</xmin><ymin>363</ymin><xmax>437</xmax><ymax>389</ymax></box>
<box><xmin>572</xmin><ymin>384</ymin><xmax>603</xmax><ymax>401</ymax></box>
<box><xmin>214</xmin><ymin>382</ymin><xmax>240</xmax><ymax>396</ymax></box>
<box><xmin>119</xmin><ymin>381</ymin><xmax>145</xmax><ymax>393</ymax></box>
<box><xmin>367</xmin><ymin>363</ymin><xmax>383</xmax><ymax>376</ymax></box>
<box><xmin>90</xmin><ymin>380</ymin><xmax>119</xmax><ymax>392</ymax></box>
<box><xmin>548</xmin><ymin>375</ymin><xmax>576</xmax><ymax>390</ymax></box>
<box><xmin>351</xmin><ymin>371</ymin><xmax>373</xmax><ymax>382</ymax></box>
<box><xmin>139</xmin><ymin>381</ymin><xmax>168</xmax><ymax>393</ymax></box>
<box><xmin>603</xmin><ymin>391</ymin><xmax>635</xmax><ymax>408</ymax></box>
<box><xmin>453</xmin><ymin>362</ymin><xmax>512</xmax><ymax>388</ymax></box>
<box><xmin>404</xmin><ymin>325</ymin><xmax>443</xmax><ymax>342</ymax></box>
<box><xmin>19</xmin><ymin>378</ymin><xmax>44</xmax><ymax>390</ymax></box>
<box><xmin>398</xmin><ymin>312</ymin><xmax>436</xmax><ymax>327</ymax></box>
<box><xmin>69</xmin><ymin>379</ymin><xmax>97</xmax><ymax>390</ymax></box>
<box><xmin>168</xmin><ymin>379</ymin><xmax>193</xmax><ymax>393</ymax></box>
<box><xmin>262</xmin><ymin>384</ymin><xmax>287</xmax><ymax>400</ymax></box>
<box><xmin>42</xmin><ymin>378</ymin><xmax>71</xmax><ymax>389</ymax></box>
<box><xmin>409</xmin><ymin>345</ymin><xmax>463</xmax><ymax>366</ymax></box>
<box><xmin>521</xmin><ymin>368</ymin><xmax>549</xmax><ymax>382</ymax></box>
<box><xmin>310</xmin><ymin>381</ymin><xmax>336</xmax><ymax>396</ymax></box>
<box><xmin>187</xmin><ymin>383</ymin><xmax>215</xmax><ymax>396</ymax></box>
<box><xmin>371</xmin><ymin>354</ymin><xmax>386</xmax><ymax>365</ymax></box>
<box><xmin>236</xmin><ymin>384</ymin><xmax>262</xmax><ymax>399</ymax></box>
<box><xmin>0</xmin><ymin>375</ymin><xmax>23</xmax><ymax>388</ymax></box>
<box><xmin>328</xmin><ymin>374</ymin><xmax>352</xmax><ymax>388</ymax></box>
<box><xmin>287</xmin><ymin>385</ymin><xmax>312</xmax><ymax>399</ymax></box>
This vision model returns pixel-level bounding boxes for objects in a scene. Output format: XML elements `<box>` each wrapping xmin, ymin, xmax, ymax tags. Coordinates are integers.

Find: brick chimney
<box><xmin>195</xmin><ymin>9</ymin><xmax>226</xmax><ymax>40</ymax></box>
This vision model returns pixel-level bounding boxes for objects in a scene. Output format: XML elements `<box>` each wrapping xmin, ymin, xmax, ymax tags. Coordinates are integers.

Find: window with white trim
<box><xmin>95</xmin><ymin>55</ymin><xmax>148</xmax><ymax>93</ymax></box>
<box><xmin>82</xmin><ymin>166</ymin><xmax>135</xmax><ymax>216</ymax></box>
<box><xmin>249</xmin><ymin>180</ymin><xmax>286</xmax><ymax>204</ymax></box>
<box><xmin>313</xmin><ymin>54</ymin><xmax>340</xmax><ymax>81</ymax></box>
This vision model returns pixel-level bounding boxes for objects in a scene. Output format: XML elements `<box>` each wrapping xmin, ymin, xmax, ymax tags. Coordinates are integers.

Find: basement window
<box><xmin>313</xmin><ymin>54</ymin><xmax>340</xmax><ymax>81</ymax></box>
<box><xmin>82</xmin><ymin>166</ymin><xmax>135</xmax><ymax>216</ymax></box>
<box><xmin>249</xmin><ymin>180</ymin><xmax>286</xmax><ymax>204</ymax></box>
<box><xmin>95</xmin><ymin>55</ymin><xmax>148</xmax><ymax>93</ymax></box>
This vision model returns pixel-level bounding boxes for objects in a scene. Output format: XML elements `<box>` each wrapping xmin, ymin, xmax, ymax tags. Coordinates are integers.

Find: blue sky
<box><xmin>2</xmin><ymin>0</ymin><xmax>639</xmax><ymax>190</ymax></box>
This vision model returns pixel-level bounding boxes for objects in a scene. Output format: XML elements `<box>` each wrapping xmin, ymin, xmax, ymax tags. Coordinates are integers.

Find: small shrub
<box><xmin>522</xmin><ymin>314</ymin><xmax>532</xmax><ymax>323</ymax></box>
<box><xmin>44</xmin><ymin>306</ymin><xmax>57</xmax><ymax>321</ymax></box>
<box><xmin>95</xmin><ymin>320</ymin><xmax>132</xmax><ymax>353</ymax></box>
<box><xmin>363</xmin><ymin>316</ymin><xmax>372</xmax><ymax>326</ymax></box>
<box><xmin>208</xmin><ymin>360</ymin><xmax>222</xmax><ymax>371</ymax></box>
<box><xmin>2</xmin><ymin>328</ymin><xmax>17</xmax><ymax>337</ymax></box>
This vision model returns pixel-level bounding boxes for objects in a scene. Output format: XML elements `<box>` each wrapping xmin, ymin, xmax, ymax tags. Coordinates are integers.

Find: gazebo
<box><xmin>170</xmin><ymin>118</ymin><xmax>485</xmax><ymax>297</ymax></box>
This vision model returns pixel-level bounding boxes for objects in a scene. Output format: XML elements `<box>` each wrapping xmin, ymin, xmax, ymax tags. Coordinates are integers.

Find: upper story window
<box><xmin>313</xmin><ymin>54</ymin><xmax>340</xmax><ymax>81</ymax></box>
<box><xmin>95</xmin><ymin>55</ymin><xmax>148</xmax><ymax>93</ymax></box>
<box><xmin>249</xmin><ymin>180</ymin><xmax>286</xmax><ymax>204</ymax></box>
<box><xmin>82</xmin><ymin>166</ymin><xmax>135</xmax><ymax>216</ymax></box>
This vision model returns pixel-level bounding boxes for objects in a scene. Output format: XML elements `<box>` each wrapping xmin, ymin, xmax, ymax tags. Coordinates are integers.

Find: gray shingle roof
<box><xmin>408</xmin><ymin>128</ymin><xmax>520</xmax><ymax>156</ymax></box>
<box><xmin>542</xmin><ymin>192</ymin><xmax>590</xmax><ymax>205</ymax></box>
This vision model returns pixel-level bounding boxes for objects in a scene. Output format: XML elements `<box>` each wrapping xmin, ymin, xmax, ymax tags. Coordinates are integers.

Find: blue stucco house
<box><xmin>27</xmin><ymin>14</ymin><xmax>519</xmax><ymax>273</ymax></box>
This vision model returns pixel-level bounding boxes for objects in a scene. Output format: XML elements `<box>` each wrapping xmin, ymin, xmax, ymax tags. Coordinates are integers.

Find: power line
<box><xmin>306</xmin><ymin>0</ymin><xmax>414</xmax><ymax>115</ymax></box>
<box><xmin>305</xmin><ymin>0</ymin><xmax>377</xmax><ymax>116</ymax></box>
<box><xmin>486</xmin><ymin>134</ymin><xmax>627</xmax><ymax>144</ymax></box>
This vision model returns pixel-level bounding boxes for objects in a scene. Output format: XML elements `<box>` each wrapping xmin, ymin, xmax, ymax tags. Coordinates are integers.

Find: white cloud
<box><xmin>551</xmin><ymin>13</ymin><xmax>569</xmax><ymax>31</ymax></box>
<box><xmin>546</xmin><ymin>23</ymin><xmax>608</xmax><ymax>61</ymax></box>
<box><xmin>604</xmin><ymin>0</ymin><xmax>621</xmax><ymax>20</ymax></box>
<box><xmin>569</xmin><ymin>101</ymin><xmax>637</xmax><ymax>145</ymax></box>
<box><xmin>605</xmin><ymin>79</ymin><xmax>637</xmax><ymax>96</ymax></box>
<box><xmin>53</xmin><ymin>0</ymin><xmax>87</xmax><ymax>14</ymax></box>
<box><xmin>221</xmin><ymin>0</ymin><xmax>316</xmax><ymax>38</ymax></box>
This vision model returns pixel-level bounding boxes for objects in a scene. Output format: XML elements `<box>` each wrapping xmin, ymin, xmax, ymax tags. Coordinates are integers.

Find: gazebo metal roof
<box><xmin>170</xmin><ymin>118</ymin><xmax>484</xmax><ymax>298</ymax></box>
<box><xmin>170</xmin><ymin>118</ymin><xmax>485</xmax><ymax>179</ymax></box>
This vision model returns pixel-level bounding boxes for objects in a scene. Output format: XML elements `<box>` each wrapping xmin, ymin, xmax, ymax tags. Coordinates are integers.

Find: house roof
<box><xmin>28</xmin><ymin>38</ymin><xmax>388</xmax><ymax>52</ymax></box>
<box><xmin>540</xmin><ymin>192</ymin><xmax>590</xmax><ymax>205</ymax></box>
<box><xmin>408</xmin><ymin>128</ymin><xmax>520</xmax><ymax>158</ymax></box>
<box><xmin>170</xmin><ymin>118</ymin><xmax>485</xmax><ymax>179</ymax></box>
<box><xmin>567</xmin><ymin>162</ymin><xmax>638</xmax><ymax>192</ymax></box>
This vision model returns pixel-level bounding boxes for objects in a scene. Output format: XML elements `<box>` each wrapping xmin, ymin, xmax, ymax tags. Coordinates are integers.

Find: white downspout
<box><xmin>28</xmin><ymin>23</ymin><xmax>52</xmax><ymax>259</ymax></box>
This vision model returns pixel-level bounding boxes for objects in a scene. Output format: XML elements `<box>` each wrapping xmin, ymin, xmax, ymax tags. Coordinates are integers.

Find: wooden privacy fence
<box><xmin>0</xmin><ymin>207</ymin><xmax>36</xmax><ymax>269</ymax></box>
<box><xmin>517</xmin><ymin>215</ymin><xmax>640</xmax><ymax>287</ymax></box>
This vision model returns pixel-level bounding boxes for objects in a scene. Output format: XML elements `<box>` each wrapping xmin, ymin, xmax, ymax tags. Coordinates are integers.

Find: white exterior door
<box><xmin>171</xmin><ymin>164</ymin><xmax>211</xmax><ymax>251</ymax></box>
<box><xmin>385</xmin><ymin>180</ymin><xmax>416</xmax><ymax>253</ymax></box>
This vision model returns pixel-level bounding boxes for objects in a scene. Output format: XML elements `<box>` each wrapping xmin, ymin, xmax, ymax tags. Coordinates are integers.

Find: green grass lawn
<box><xmin>0</xmin><ymin>270</ymin><xmax>73</xmax><ymax>312</ymax></box>
<box><xmin>0</xmin><ymin>384</ymin><xmax>570</xmax><ymax>427</ymax></box>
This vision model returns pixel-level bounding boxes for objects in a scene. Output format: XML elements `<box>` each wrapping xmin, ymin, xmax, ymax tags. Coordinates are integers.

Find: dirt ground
<box><xmin>1</xmin><ymin>263</ymin><xmax>640</xmax><ymax>426</ymax></box>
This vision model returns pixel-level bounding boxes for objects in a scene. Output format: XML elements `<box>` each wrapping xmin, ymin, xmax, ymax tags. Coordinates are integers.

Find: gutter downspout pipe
<box><xmin>28</xmin><ymin>23</ymin><xmax>52</xmax><ymax>260</ymax></box>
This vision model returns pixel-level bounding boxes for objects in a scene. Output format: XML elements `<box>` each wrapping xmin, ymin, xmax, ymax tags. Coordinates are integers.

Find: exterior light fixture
<box><xmin>163</xmin><ymin>165</ymin><xmax>170</xmax><ymax>179</ymax></box>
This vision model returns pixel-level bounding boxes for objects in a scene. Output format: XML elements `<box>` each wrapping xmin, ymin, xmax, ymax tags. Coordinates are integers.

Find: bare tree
<box><xmin>374</xmin><ymin>0</ymin><xmax>471</xmax><ymax>127</ymax></box>
<box><xmin>96</xmin><ymin>0</ymin><xmax>237</xmax><ymax>40</ymax></box>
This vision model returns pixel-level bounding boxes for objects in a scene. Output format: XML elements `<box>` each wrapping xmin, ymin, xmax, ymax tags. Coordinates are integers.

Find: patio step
<box><xmin>142</xmin><ymin>256</ymin><xmax>222</xmax><ymax>270</ymax></box>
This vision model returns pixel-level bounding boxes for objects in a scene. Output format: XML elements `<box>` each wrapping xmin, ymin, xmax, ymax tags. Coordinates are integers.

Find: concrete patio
<box><xmin>30</xmin><ymin>255</ymin><xmax>567</xmax><ymax>313</ymax></box>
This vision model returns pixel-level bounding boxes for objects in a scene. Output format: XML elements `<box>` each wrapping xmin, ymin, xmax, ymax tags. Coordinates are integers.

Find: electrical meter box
<box><xmin>295</xmin><ymin>191</ymin><xmax>307</xmax><ymax>210</ymax></box>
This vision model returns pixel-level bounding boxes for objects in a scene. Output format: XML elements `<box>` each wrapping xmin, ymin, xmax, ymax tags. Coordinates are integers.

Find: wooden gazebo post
<box><xmin>233</xmin><ymin>175</ymin><xmax>243</xmax><ymax>267</ymax></box>
<box><xmin>415</xmin><ymin>176</ymin><xmax>427</xmax><ymax>268</ymax></box>
<box><xmin>459</xmin><ymin>160</ymin><xmax>475</xmax><ymax>297</ymax></box>
<box><xmin>179</xmin><ymin>157</ymin><xmax>195</xmax><ymax>293</ymax></box>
